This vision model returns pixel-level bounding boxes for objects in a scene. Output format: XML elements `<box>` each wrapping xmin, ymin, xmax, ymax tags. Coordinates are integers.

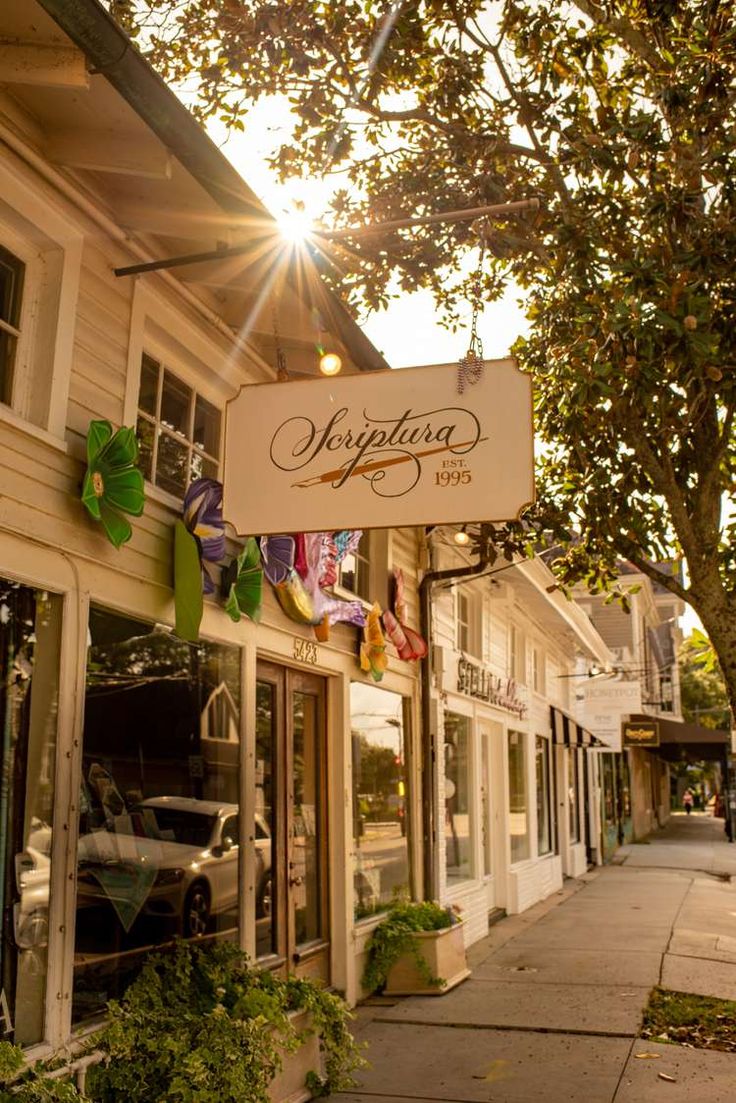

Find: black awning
<box><xmin>550</xmin><ymin>706</ymin><xmax>602</xmax><ymax>748</ymax></box>
<box><xmin>627</xmin><ymin>714</ymin><xmax>730</xmax><ymax>763</ymax></box>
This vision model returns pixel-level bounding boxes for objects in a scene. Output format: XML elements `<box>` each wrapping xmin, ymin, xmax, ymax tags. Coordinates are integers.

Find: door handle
<box><xmin>289</xmin><ymin>874</ymin><xmax>304</xmax><ymax>887</ymax></box>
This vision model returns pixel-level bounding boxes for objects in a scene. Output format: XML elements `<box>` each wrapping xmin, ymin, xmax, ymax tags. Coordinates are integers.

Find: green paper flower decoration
<box><xmin>224</xmin><ymin>537</ymin><xmax>263</xmax><ymax>623</ymax></box>
<box><xmin>81</xmin><ymin>420</ymin><xmax>145</xmax><ymax>549</ymax></box>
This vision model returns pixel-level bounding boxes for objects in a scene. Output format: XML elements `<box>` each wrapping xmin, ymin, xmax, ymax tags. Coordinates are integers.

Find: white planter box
<box><xmin>384</xmin><ymin>922</ymin><xmax>470</xmax><ymax>996</ymax></box>
<box><xmin>268</xmin><ymin>1009</ymin><xmax>323</xmax><ymax>1103</ymax></box>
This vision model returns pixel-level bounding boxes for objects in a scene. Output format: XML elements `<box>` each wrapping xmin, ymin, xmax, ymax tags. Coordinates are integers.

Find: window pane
<box><xmin>73</xmin><ymin>610</ymin><xmax>241</xmax><ymax>1024</ymax></box>
<box><xmin>0</xmin><ymin>245</ymin><xmax>24</xmax><ymax>328</ymax></box>
<box><xmin>136</xmin><ymin>416</ymin><xmax>154</xmax><ymax>481</ymax></box>
<box><xmin>536</xmin><ymin>736</ymin><xmax>552</xmax><ymax>855</ymax></box>
<box><xmin>568</xmin><ymin>750</ymin><xmax>580</xmax><ymax>843</ymax></box>
<box><xmin>193</xmin><ymin>396</ymin><xmax>221</xmax><ymax>457</ymax></box>
<box><xmin>508</xmin><ymin>730</ymin><xmax>529</xmax><ymax>862</ymax></box>
<box><xmin>0</xmin><ymin>579</ymin><xmax>62</xmax><ymax>1046</ymax></box>
<box><xmin>138</xmin><ymin>354</ymin><xmax>159</xmax><ymax>417</ymax></box>
<box><xmin>339</xmin><ymin>547</ymin><xmax>369</xmax><ymax>601</ymax></box>
<box><xmin>0</xmin><ymin>330</ymin><xmax>16</xmax><ymax>406</ymax></box>
<box><xmin>190</xmin><ymin>451</ymin><xmax>219</xmax><ymax>483</ymax></box>
<box><xmin>156</xmin><ymin>432</ymin><xmax>190</xmax><ymax>495</ymax></box>
<box><xmin>351</xmin><ymin>683</ymin><xmax>410</xmax><ymax>920</ymax></box>
<box><xmin>255</xmin><ymin>681</ymin><xmax>276</xmax><ymax>958</ymax></box>
<box><xmin>444</xmin><ymin>712</ymin><xmax>472</xmax><ymax>883</ymax></box>
<box><xmin>161</xmin><ymin>370</ymin><xmax>191</xmax><ymax>437</ymax></box>
<box><xmin>293</xmin><ymin>691</ymin><xmax>322</xmax><ymax>944</ymax></box>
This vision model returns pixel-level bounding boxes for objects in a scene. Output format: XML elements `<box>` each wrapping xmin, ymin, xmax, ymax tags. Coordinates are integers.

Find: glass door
<box><xmin>255</xmin><ymin>662</ymin><xmax>329</xmax><ymax>983</ymax></box>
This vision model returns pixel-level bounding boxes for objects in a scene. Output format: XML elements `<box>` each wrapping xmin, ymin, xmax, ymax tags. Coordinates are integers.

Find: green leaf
<box><xmin>86</xmin><ymin>419</ymin><xmax>113</xmax><ymax>465</ymax></box>
<box><xmin>174</xmin><ymin>520</ymin><xmax>204</xmax><ymax>642</ymax></box>
<box><xmin>99</xmin><ymin>500</ymin><xmax>132</xmax><ymax>549</ymax></box>
<box><xmin>104</xmin><ymin>467</ymin><xmax>146</xmax><ymax>515</ymax></box>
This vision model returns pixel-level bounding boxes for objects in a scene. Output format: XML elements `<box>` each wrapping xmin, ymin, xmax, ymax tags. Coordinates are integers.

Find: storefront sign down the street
<box><xmin>456</xmin><ymin>657</ymin><xmax>527</xmax><ymax>719</ymax></box>
<box><xmin>622</xmin><ymin>720</ymin><xmax>660</xmax><ymax>748</ymax></box>
<box><xmin>224</xmin><ymin>359</ymin><xmax>534</xmax><ymax>535</ymax></box>
<box><xmin>583</xmin><ymin>680</ymin><xmax>642</xmax><ymax>752</ymax></box>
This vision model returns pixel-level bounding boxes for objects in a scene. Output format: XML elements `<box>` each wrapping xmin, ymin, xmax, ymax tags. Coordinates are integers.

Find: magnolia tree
<box><xmin>117</xmin><ymin>1</ymin><xmax>736</xmax><ymax>707</ymax></box>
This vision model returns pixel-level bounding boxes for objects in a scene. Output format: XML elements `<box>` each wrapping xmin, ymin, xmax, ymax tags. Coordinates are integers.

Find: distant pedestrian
<box><xmin>683</xmin><ymin>788</ymin><xmax>694</xmax><ymax>815</ymax></box>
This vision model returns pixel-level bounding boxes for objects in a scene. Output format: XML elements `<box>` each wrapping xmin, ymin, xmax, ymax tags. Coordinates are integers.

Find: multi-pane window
<box><xmin>535</xmin><ymin>735</ymin><xmax>553</xmax><ymax>855</ymax></box>
<box><xmin>456</xmin><ymin>590</ymin><xmax>470</xmax><ymax>652</ymax></box>
<box><xmin>136</xmin><ymin>353</ymin><xmax>222</xmax><ymax>496</ymax></box>
<box><xmin>351</xmin><ymin>683</ymin><xmax>411</xmax><ymax>920</ymax></box>
<box><xmin>337</xmin><ymin>538</ymin><xmax>371</xmax><ymax>601</ymax></box>
<box><xmin>0</xmin><ymin>245</ymin><xmax>25</xmax><ymax>407</ymax></box>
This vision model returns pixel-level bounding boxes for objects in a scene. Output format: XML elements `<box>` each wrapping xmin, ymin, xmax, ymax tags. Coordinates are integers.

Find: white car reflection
<box><xmin>16</xmin><ymin>799</ymin><xmax>272</xmax><ymax>946</ymax></box>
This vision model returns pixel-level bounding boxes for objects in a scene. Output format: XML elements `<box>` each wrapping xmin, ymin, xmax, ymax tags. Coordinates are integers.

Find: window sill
<box><xmin>144</xmin><ymin>481</ymin><xmax>185</xmax><ymax>514</ymax></box>
<box><xmin>332</xmin><ymin>583</ymin><xmax>372</xmax><ymax>611</ymax></box>
<box><xmin>0</xmin><ymin>403</ymin><xmax>68</xmax><ymax>454</ymax></box>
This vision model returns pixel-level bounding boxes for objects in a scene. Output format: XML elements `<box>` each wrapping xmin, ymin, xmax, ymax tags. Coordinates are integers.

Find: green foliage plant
<box><xmin>0</xmin><ymin>1041</ymin><xmax>82</xmax><ymax>1103</ymax></box>
<box><xmin>86</xmin><ymin>939</ymin><xmax>363</xmax><ymax>1102</ymax></box>
<box><xmin>362</xmin><ymin>900</ymin><xmax>458</xmax><ymax>994</ymax></box>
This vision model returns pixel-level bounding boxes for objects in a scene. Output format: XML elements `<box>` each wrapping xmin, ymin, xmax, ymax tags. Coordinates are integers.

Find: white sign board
<box><xmin>223</xmin><ymin>359</ymin><xmax>534</xmax><ymax>535</ymax></box>
<box><xmin>583</xmin><ymin>681</ymin><xmax>642</xmax><ymax>752</ymax></box>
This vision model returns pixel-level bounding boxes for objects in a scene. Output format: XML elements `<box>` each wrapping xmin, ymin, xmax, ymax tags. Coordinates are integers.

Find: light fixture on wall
<box><xmin>319</xmin><ymin>351</ymin><xmax>342</xmax><ymax>376</ymax></box>
<box><xmin>454</xmin><ymin>526</ymin><xmax>471</xmax><ymax>546</ymax></box>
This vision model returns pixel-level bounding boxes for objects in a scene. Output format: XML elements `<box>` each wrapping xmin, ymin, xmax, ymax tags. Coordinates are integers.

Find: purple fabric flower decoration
<box><xmin>259</xmin><ymin>535</ymin><xmax>295</xmax><ymax>585</ymax></box>
<box><xmin>183</xmin><ymin>478</ymin><xmax>226</xmax><ymax>594</ymax></box>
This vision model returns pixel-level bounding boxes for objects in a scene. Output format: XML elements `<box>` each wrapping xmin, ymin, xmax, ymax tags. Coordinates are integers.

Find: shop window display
<box><xmin>351</xmin><ymin>683</ymin><xmax>410</xmax><ymax>919</ymax></box>
<box><xmin>0</xmin><ymin>578</ymin><xmax>62</xmax><ymax>1046</ymax></box>
<box><xmin>568</xmin><ymin>749</ymin><xmax>580</xmax><ymax>843</ymax></box>
<box><xmin>73</xmin><ymin>608</ymin><xmax>241</xmax><ymax>1023</ymax></box>
<box><xmin>535</xmin><ymin>735</ymin><xmax>553</xmax><ymax>856</ymax></box>
<box><xmin>508</xmin><ymin>730</ymin><xmax>530</xmax><ymax>863</ymax></box>
<box><xmin>444</xmin><ymin>712</ymin><xmax>472</xmax><ymax>883</ymax></box>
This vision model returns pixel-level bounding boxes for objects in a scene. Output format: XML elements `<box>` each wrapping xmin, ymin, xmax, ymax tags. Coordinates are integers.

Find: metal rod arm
<box><xmin>113</xmin><ymin>198</ymin><xmax>540</xmax><ymax>277</ymax></box>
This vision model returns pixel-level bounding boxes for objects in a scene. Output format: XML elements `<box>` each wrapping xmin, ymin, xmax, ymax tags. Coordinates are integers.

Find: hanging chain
<box><xmin>272</xmin><ymin>304</ymin><xmax>289</xmax><ymax>381</ymax></box>
<box><xmin>457</xmin><ymin>239</ymin><xmax>486</xmax><ymax>394</ymax></box>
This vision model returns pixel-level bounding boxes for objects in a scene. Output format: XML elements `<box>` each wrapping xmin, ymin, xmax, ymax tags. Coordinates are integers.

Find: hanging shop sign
<box><xmin>583</xmin><ymin>681</ymin><xmax>642</xmax><ymax>752</ymax></box>
<box><xmin>223</xmin><ymin>358</ymin><xmax>534</xmax><ymax>535</ymax></box>
<box><xmin>622</xmin><ymin>720</ymin><xmax>660</xmax><ymax>748</ymax></box>
<box><xmin>457</xmin><ymin>657</ymin><xmax>527</xmax><ymax>719</ymax></box>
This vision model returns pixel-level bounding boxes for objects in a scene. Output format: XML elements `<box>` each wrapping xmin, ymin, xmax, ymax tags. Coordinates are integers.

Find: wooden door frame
<box><xmin>255</xmin><ymin>660</ymin><xmax>330</xmax><ymax>980</ymax></box>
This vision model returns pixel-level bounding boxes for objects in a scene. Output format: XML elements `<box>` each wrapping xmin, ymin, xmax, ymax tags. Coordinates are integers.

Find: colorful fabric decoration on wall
<box><xmin>81</xmin><ymin>420</ymin><xmax>144</xmax><ymax>549</ymax></box>
<box><xmin>183</xmin><ymin>479</ymin><xmax>226</xmax><ymax>593</ymax></box>
<box><xmin>382</xmin><ymin>568</ymin><xmax>428</xmax><ymax>661</ymax></box>
<box><xmin>260</xmin><ymin>533</ymin><xmax>366</xmax><ymax>637</ymax></box>
<box><xmin>224</xmin><ymin>537</ymin><xmax>263</xmax><ymax>623</ymax></box>
<box><xmin>174</xmin><ymin>478</ymin><xmax>226</xmax><ymax>642</ymax></box>
<box><xmin>360</xmin><ymin>602</ymin><xmax>388</xmax><ymax>682</ymax></box>
<box><xmin>174</xmin><ymin>519</ymin><xmax>203</xmax><ymax>642</ymax></box>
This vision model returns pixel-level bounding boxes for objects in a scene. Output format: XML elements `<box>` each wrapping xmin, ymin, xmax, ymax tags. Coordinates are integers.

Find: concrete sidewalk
<box><xmin>337</xmin><ymin>815</ymin><xmax>736</xmax><ymax>1103</ymax></box>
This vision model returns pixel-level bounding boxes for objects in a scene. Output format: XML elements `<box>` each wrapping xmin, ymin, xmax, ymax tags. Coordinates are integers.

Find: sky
<box><xmin>212</xmin><ymin>99</ymin><xmax>528</xmax><ymax>370</ymax></box>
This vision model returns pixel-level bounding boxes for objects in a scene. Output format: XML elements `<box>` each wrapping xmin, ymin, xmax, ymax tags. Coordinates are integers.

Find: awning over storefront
<box><xmin>550</xmin><ymin>706</ymin><xmax>603</xmax><ymax>748</ymax></box>
<box><xmin>627</xmin><ymin>714</ymin><xmax>731</xmax><ymax>764</ymax></box>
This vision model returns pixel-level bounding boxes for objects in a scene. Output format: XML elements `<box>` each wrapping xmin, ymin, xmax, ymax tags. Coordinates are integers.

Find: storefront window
<box><xmin>73</xmin><ymin>608</ymin><xmax>241</xmax><ymax>1023</ymax></box>
<box><xmin>568</xmin><ymin>749</ymin><xmax>580</xmax><ymax>843</ymax></box>
<box><xmin>535</xmin><ymin>735</ymin><xmax>552</xmax><ymax>856</ymax></box>
<box><xmin>0</xmin><ymin>579</ymin><xmax>62</xmax><ymax>1046</ymax></box>
<box><xmin>444</xmin><ymin>712</ymin><xmax>472</xmax><ymax>884</ymax></box>
<box><xmin>351</xmin><ymin>683</ymin><xmax>410</xmax><ymax>919</ymax></box>
<box><xmin>508</xmin><ymin>730</ymin><xmax>530</xmax><ymax>863</ymax></box>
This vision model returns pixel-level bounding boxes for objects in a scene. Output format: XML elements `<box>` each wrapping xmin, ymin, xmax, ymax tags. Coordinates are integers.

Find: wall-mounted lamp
<box><xmin>454</xmin><ymin>526</ymin><xmax>471</xmax><ymax>546</ymax></box>
<box><xmin>319</xmin><ymin>351</ymin><xmax>342</xmax><ymax>376</ymax></box>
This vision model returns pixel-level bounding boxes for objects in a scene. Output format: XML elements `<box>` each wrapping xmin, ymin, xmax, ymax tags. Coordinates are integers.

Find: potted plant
<box><xmin>362</xmin><ymin>900</ymin><xmax>470</xmax><ymax>997</ymax></box>
<box><xmin>84</xmin><ymin>940</ymin><xmax>363</xmax><ymax>1103</ymax></box>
